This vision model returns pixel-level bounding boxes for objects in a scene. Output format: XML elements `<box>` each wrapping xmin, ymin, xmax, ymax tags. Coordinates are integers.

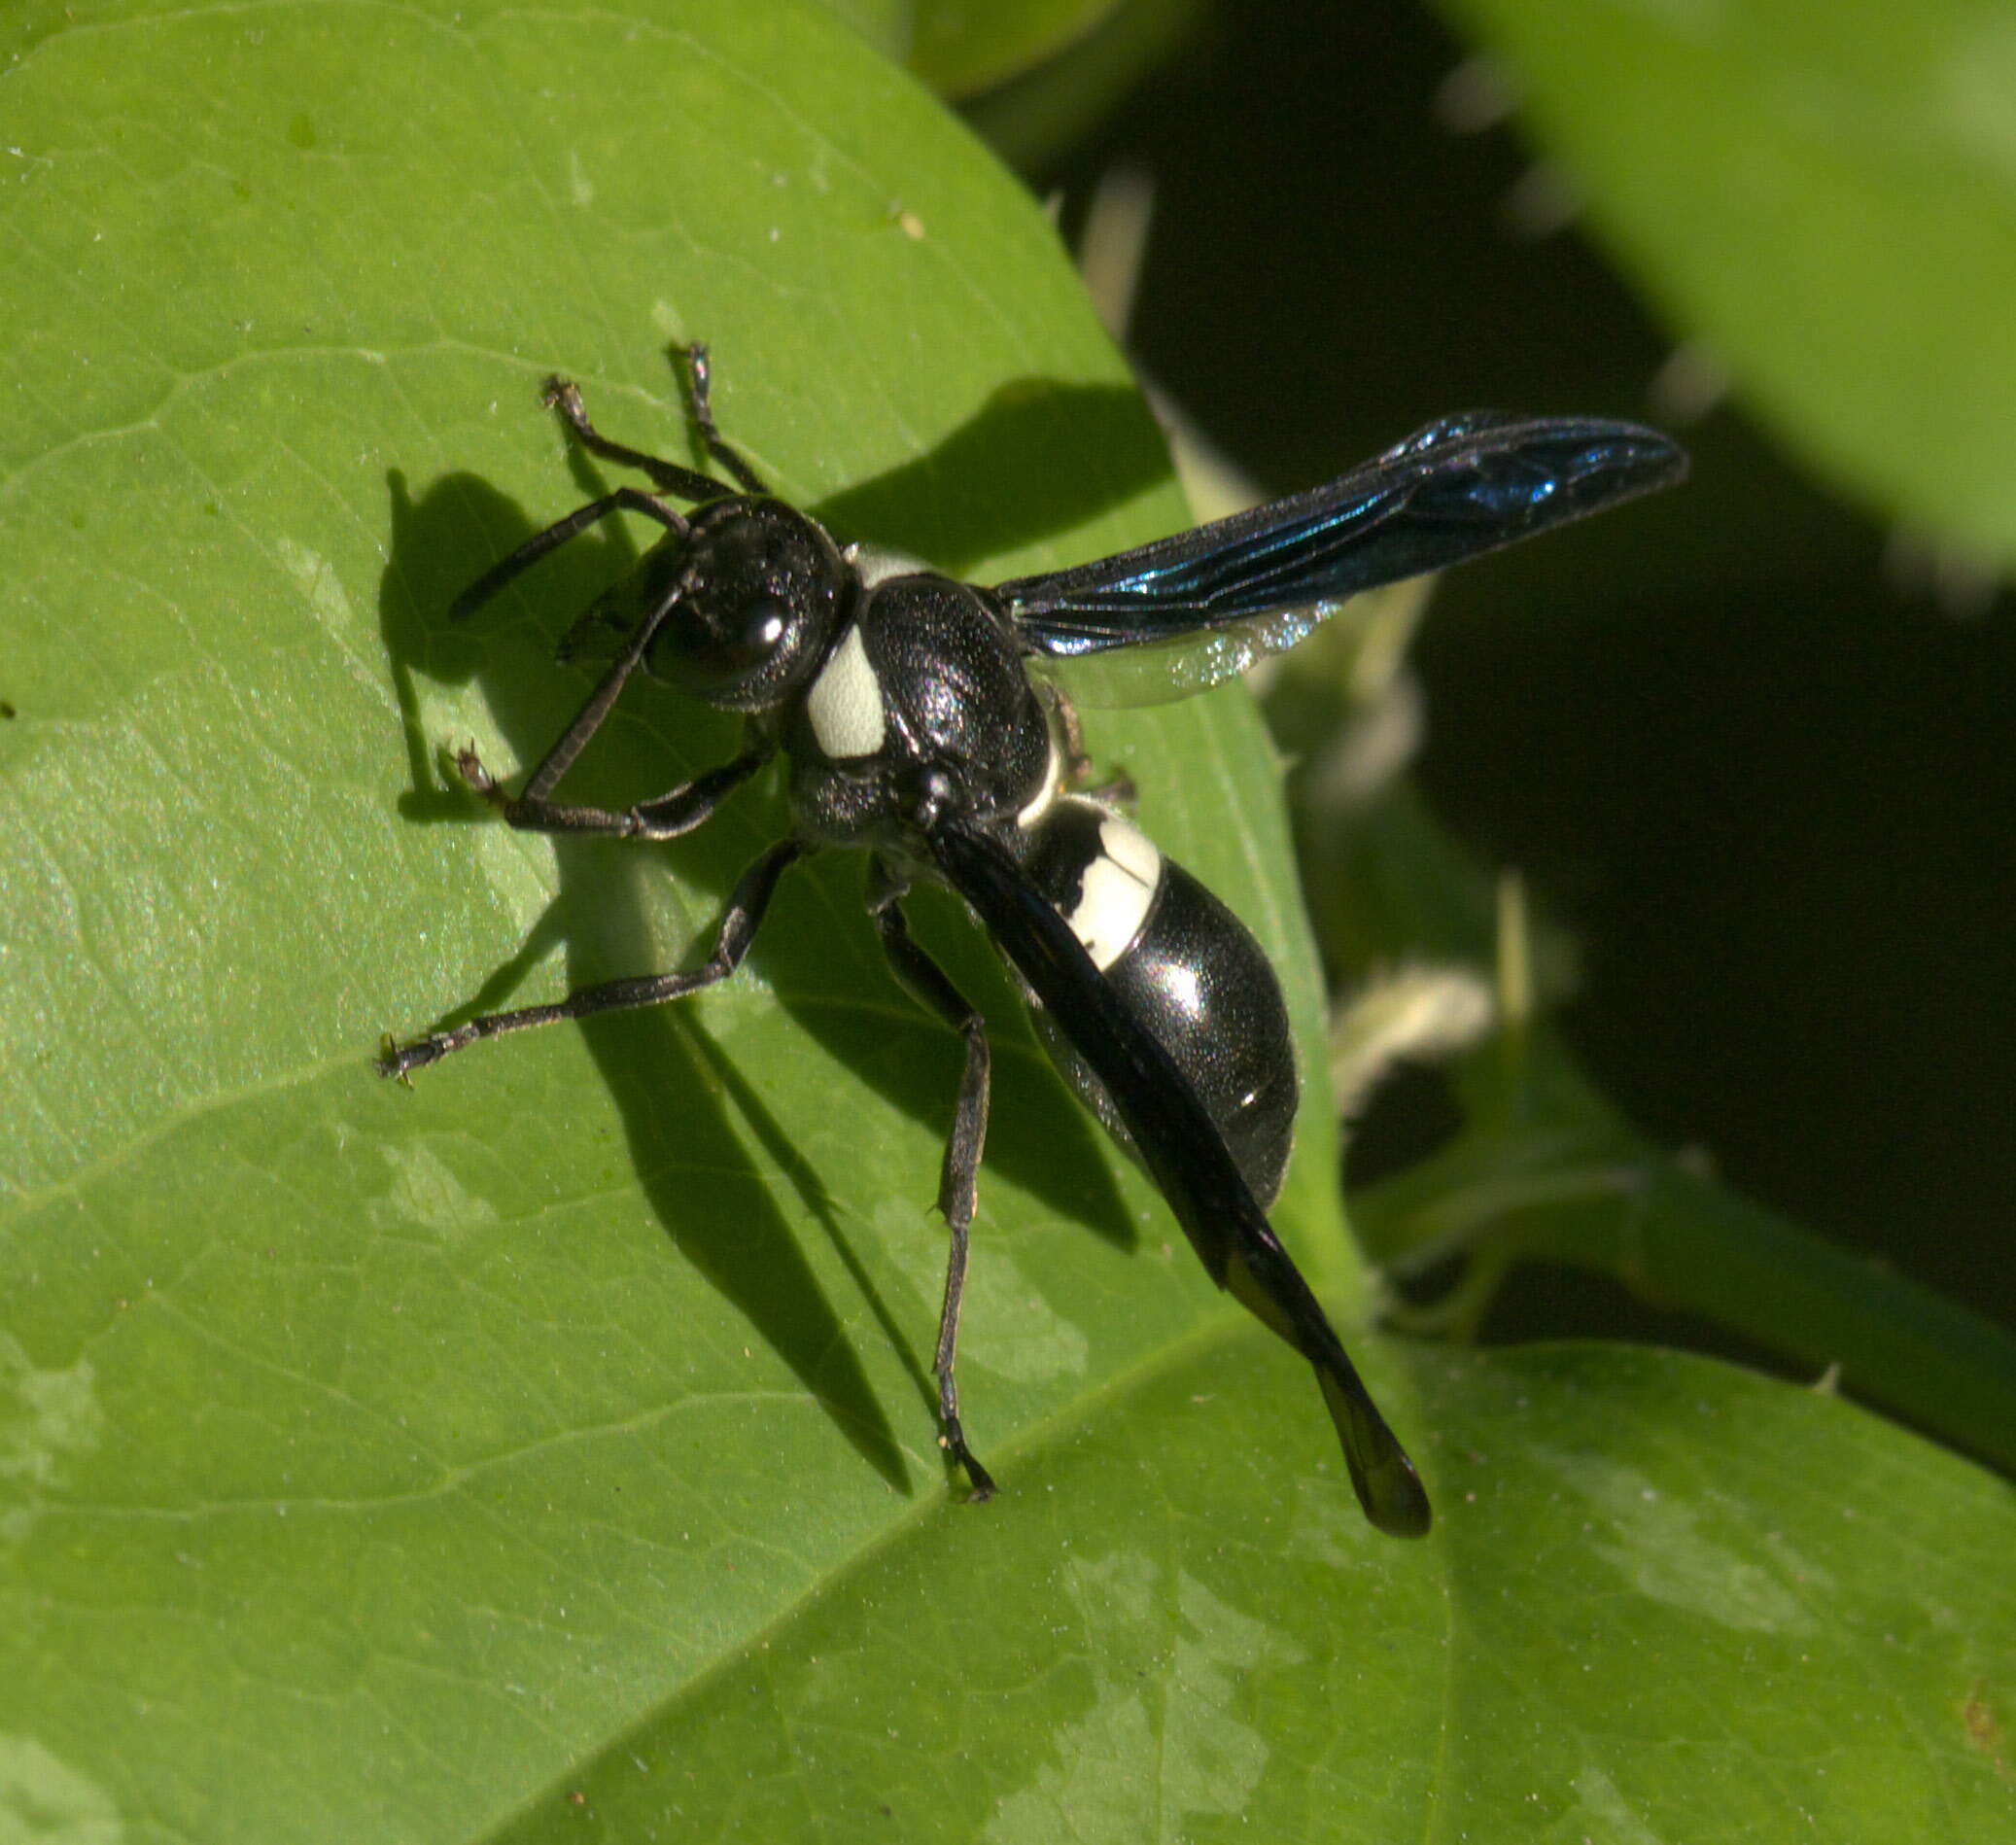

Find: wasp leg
<box><xmin>461</xmin><ymin>737</ymin><xmax>774</xmax><ymax>842</ymax></box>
<box><xmin>866</xmin><ymin>856</ymin><xmax>998</xmax><ymax>1501</ymax></box>
<box><xmin>464</xmin><ymin>555</ymin><xmax>776</xmax><ymax>832</ymax></box>
<box><xmin>451</xmin><ymin>487</ymin><xmax>686</xmax><ymax>622</ymax></box>
<box><xmin>1049</xmin><ymin>680</ymin><xmax>1137</xmax><ymax>808</ymax></box>
<box><xmin>541</xmin><ymin>375</ymin><xmax>734</xmax><ymax>503</ymax></box>
<box><xmin>675</xmin><ymin>342</ymin><xmax>769</xmax><ymax>496</ymax></box>
<box><xmin>380</xmin><ymin>838</ymin><xmax>805</xmax><ymax>1079</ymax></box>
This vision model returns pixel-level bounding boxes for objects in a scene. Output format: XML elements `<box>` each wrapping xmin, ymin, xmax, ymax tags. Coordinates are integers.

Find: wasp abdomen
<box><xmin>1017</xmin><ymin>796</ymin><xmax>1299</xmax><ymax>1208</ymax></box>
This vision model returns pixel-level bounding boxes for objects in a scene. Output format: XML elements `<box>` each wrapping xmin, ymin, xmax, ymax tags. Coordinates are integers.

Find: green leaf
<box><xmin>809</xmin><ymin>0</ymin><xmax>915</xmax><ymax>64</ymax></box>
<box><xmin>910</xmin><ymin>0</ymin><xmax>1123</xmax><ymax>98</ymax></box>
<box><xmin>0</xmin><ymin>1</ymin><xmax>1346</xmax><ymax>1836</ymax></box>
<box><xmin>493</xmin><ymin>1342</ymin><xmax>2016</xmax><ymax>1841</ymax></box>
<box><xmin>958</xmin><ymin>0</ymin><xmax>1209</xmax><ymax>175</ymax></box>
<box><xmin>4</xmin><ymin>4</ymin><xmax>2011</xmax><ymax>1841</ymax></box>
<box><xmin>1438</xmin><ymin>0</ymin><xmax>2016</xmax><ymax>569</ymax></box>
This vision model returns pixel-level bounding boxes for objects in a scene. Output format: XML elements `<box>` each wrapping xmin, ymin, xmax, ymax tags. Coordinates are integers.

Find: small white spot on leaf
<box><xmin>1546</xmin><ymin>1450</ymin><xmax>1811</xmax><ymax>1633</ymax></box>
<box><xmin>0</xmin><ymin>1340</ymin><xmax>102</xmax><ymax>1549</ymax></box>
<box><xmin>381</xmin><ymin>1140</ymin><xmax>500</xmax><ymax>1235</ymax></box>
<box><xmin>0</xmin><ymin>1735</ymin><xmax>123</xmax><ymax>1844</ymax></box>
<box><xmin>275</xmin><ymin>538</ymin><xmax>358</xmax><ymax>646</ymax></box>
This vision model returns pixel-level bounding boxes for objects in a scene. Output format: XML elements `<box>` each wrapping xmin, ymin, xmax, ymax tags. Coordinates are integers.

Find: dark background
<box><xmin>1039</xmin><ymin>0</ymin><xmax>2016</xmax><ymax>1341</ymax></box>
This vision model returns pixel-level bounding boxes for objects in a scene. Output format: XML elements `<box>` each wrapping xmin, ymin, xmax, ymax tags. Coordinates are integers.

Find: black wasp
<box><xmin>382</xmin><ymin>345</ymin><xmax>1685</xmax><ymax>1537</ymax></box>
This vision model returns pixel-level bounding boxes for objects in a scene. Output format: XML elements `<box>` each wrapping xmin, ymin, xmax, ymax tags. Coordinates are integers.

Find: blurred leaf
<box><xmin>1441</xmin><ymin>0</ymin><xmax>2016</xmax><ymax>569</ymax></box>
<box><xmin>813</xmin><ymin>0</ymin><xmax>915</xmax><ymax>62</ymax></box>
<box><xmin>1291</xmin><ymin>678</ymin><xmax>2016</xmax><ymax>1481</ymax></box>
<box><xmin>912</xmin><ymin>0</ymin><xmax>1121</xmax><ymax>97</ymax></box>
<box><xmin>962</xmin><ymin>0</ymin><xmax>1208</xmax><ymax>175</ymax></box>
<box><xmin>1356</xmin><ymin>1015</ymin><xmax>2016</xmax><ymax>1483</ymax></box>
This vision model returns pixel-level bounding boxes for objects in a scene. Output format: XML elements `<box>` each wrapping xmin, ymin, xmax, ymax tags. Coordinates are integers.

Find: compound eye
<box><xmin>652</xmin><ymin>500</ymin><xmax>844</xmax><ymax>709</ymax></box>
<box><xmin>727</xmin><ymin>597</ymin><xmax>789</xmax><ymax>672</ymax></box>
<box><xmin>687</xmin><ymin>590</ymin><xmax>795</xmax><ymax>678</ymax></box>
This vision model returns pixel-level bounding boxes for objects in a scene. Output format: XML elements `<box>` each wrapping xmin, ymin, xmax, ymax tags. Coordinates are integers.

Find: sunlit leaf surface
<box><xmin>1</xmin><ymin>3</ymin><xmax>2009</xmax><ymax>1841</ymax></box>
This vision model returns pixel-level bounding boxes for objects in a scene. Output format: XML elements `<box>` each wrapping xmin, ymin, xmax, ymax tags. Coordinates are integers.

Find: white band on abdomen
<box><xmin>1065</xmin><ymin>813</ymin><xmax>1163</xmax><ymax>970</ymax></box>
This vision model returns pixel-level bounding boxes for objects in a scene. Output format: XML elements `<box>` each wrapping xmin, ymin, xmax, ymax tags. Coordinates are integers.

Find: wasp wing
<box><xmin>994</xmin><ymin>413</ymin><xmax>1685</xmax><ymax>700</ymax></box>
<box><xmin>929</xmin><ymin>818</ymin><xmax>1432</xmax><ymax>1538</ymax></box>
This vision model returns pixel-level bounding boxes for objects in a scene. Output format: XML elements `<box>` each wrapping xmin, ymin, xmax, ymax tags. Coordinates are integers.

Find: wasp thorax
<box><xmin>654</xmin><ymin>499</ymin><xmax>846</xmax><ymax>710</ymax></box>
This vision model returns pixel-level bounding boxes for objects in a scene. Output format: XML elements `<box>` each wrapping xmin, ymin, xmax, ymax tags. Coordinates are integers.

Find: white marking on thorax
<box><xmin>1016</xmin><ymin>727</ymin><xmax>1065</xmax><ymax>829</ymax></box>
<box><xmin>805</xmin><ymin>623</ymin><xmax>886</xmax><ymax>759</ymax></box>
<box><xmin>845</xmin><ymin>541</ymin><xmax>928</xmax><ymax>589</ymax></box>
<box><xmin>1067</xmin><ymin>813</ymin><xmax>1164</xmax><ymax>971</ymax></box>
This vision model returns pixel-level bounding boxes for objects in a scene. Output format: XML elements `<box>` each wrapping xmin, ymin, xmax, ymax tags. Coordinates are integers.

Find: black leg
<box><xmin>461</xmin><ymin>738</ymin><xmax>774</xmax><ymax>842</ymax></box>
<box><xmin>1052</xmin><ymin>680</ymin><xmax>1092</xmax><ymax>783</ymax></box>
<box><xmin>497</xmin><ymin>585</ymin><xmax>713</xmax><ymax>813</ymax></box>
<box><xmin>1047</xmin><ymin>682</ymin><xmax>1136</xmax><ymax>808</ymax></box>
<box><xmin>542</xmin><ymin>376</ymin><xmax>734</xmax><ymax>503</ymax></box>
<box><xmin>677</xmin><ymin>343</ymin><xmax>769</xmax><ymax>496</ymax></box>
<box><xmin>451</xmin><ymin>487</ymin><xmax>686</xmax><ymax>621</ymax></box>
<box><xmin>866</xmin><ymin>857</ymin><xmax>998</xmax><ymax>1500</ymax></box>
<box><xmin>380</xmin><ymin>838</ymin><xmax>806</xmax><ymax>1080</ymax></box>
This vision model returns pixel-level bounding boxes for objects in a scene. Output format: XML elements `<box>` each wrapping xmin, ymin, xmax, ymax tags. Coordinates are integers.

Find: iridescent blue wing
<box><xmin>992</xmin><ymin>414</ymin><xmax>1685</xmax><ymax>702</ymax></box>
